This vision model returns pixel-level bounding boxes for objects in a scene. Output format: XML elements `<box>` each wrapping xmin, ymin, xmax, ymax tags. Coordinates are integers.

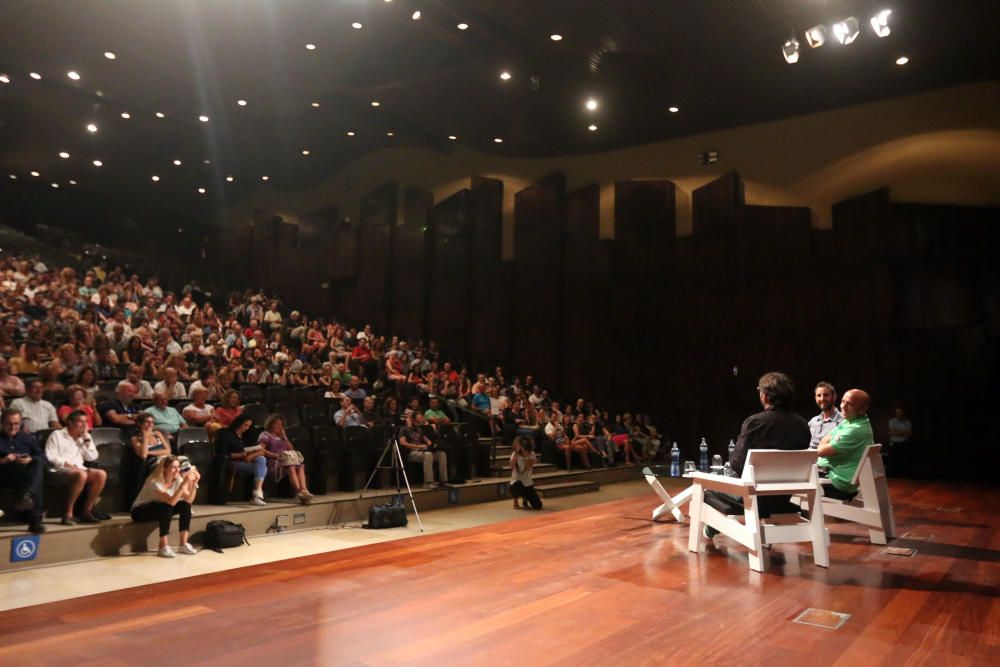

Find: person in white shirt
<box><xmin>9</xmin><ymin>379</ymin><xmax>60</xmax><ymax>433</ymax></box>
<box><xmin>154</xmin><ymin>367</ymin><xmax>187</xmax><ymax>399</ymax></box>
<box><xmin>509</xmin><ymin>437</ymin><xmax>542</xmax><ymax>510</ymax></box>
<box><xmin>131</xmin><ymin>455</ymin><xmax>200</xmax><ymax>558</ymax></box>
<box><xmin>44</xmin><ymin>410</ymin><xmax>108</xmax><ymax>525</ymax></box>
<box><xmin>121</xmin><ymin>365</ymin><xmax>155</xmax><ymax>399</ymax></box>
<box><xmin>182</xmin><ymin>388</ymin><xmax>216</xmax><ymax>427</ymax></box>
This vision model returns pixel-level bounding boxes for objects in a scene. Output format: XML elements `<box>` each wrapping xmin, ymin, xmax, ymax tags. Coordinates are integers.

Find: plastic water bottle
<box><xmin>711</xmin><ymin>454</ymin><xmax>723</xmax><ymax>471</ymax></box>
<box><xmin>670</xmin><ymin>442</ymin><xmax>680</xmax><ymax>477</ymax></box>
<box><xmin>699</xmin><ymin>438</ymin><xmax>709</xmax><ymax>472</ymax></box>
<box><xmin>723</xmin><ymin>462</ymin><xmax>735</xmax><ymax>477</ymax></box>
<box><xmin>728</xmin><ymin>439</ymin><xmax>736</xmax><ymax>466</ymax></box>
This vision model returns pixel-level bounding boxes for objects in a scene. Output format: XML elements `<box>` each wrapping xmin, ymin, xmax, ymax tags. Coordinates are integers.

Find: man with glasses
<box><xmin>0</xmin><ymin>409</ymin><xmax>47</xmax><ymax>533</ymax></box>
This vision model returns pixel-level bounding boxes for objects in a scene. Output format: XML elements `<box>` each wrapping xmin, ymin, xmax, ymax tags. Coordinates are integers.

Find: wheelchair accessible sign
<box><xmin>11</xmin><ymin>535</ymin><xmax>40</xmax><ymax>562</ymax></box>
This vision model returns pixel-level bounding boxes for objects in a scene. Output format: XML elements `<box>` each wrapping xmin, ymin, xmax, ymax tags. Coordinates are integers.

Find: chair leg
<box><xmin>687</xmin><ymin>484</ymin><xmax>705</xmax><ymax>554</ymax></box>
<box><xmin>744</xmin><ymin>496</ymin><xmax>766</xmax><ymax>573</ymax></box>
<box><xmin>807</xmin><ymin>490</ymin><xmax>830</xmax><ymax>568</ymax></box>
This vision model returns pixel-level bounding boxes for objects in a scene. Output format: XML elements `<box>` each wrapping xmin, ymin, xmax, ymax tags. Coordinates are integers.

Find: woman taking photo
<box><xmin>131</xmin><ymin>455</ymin><xmax>200</xmax><ymax>558</ymax></box>
<box><xmin>259</xmin><ymin>414</ymin><xmax>313</xmax><ymax>505</ymax></box>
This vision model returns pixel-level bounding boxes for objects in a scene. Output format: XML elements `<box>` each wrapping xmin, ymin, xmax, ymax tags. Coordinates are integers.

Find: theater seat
<box><xmin>178</xmin><ymin>441</ymin><xmax>214</xmax><ymax>505</ymax></box>
<box><xmin>275</xmin><ymin>402</ymin><xmax>301</xmax><ymax>426</ymax></box>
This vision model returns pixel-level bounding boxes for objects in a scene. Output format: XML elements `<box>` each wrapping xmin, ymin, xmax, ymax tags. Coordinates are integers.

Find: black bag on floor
<box><xmin>204</xmin><ymin>519</ymin><xmax>250</xmax><ymax>551</ymax></box>
<box><xmin>366</xmin><ymin>499</ymin><xmax>408</xmax><ymax>529</ymax></box>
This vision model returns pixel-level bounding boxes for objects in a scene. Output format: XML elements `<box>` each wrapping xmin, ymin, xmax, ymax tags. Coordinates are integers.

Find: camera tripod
<box><xmin>359</xmin><ymin>424</ymin><xmax>425</xmax><ymax>532</ymax></box>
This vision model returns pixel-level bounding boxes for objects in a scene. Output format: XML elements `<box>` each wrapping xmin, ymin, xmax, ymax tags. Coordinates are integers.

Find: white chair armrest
<box><xmin>687</xmin><ymin>472</ymin><xmax>753</xmax><ymax>494</ymax></box>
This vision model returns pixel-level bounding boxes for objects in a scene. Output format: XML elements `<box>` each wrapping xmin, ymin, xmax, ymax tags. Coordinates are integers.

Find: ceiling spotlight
<box><xmin>370</xmin><ymin>100</ymin><xmax>381</xmax><ymax>107</ymax></box>
<box><xmin>493</xmin><ymin>137</ymin><xmax>503</xmax><ymax>143</ymax></box>
<box><xmin>237</xmin><ymin>99</ymin><xmax>247</xmax><ymax>106</ymax></box>
<box><xmin>0</xmin><ymin>74</ymin><xmax>9</xmax><ymax>83</ymax></box>
<box><xmin>51</xmin><ymin>183</ymin><xmax>59</xmax><ymax>188</ymax></box>
<box><xmin>448</xmin><ymin>135</ymin><xmax>457</xmax><ymax>140</ymax></box>
<box><xmin>311</xmin><ymin>102</ymin><xmax>320</xmax><ymax>108</ymax></box>
<box><xmin>203</xmin><ymin>159</ymin><xmax>211</xmax><ymax>165</ymax></box>
<box><xmin>30</xmin><ymin>171</ymin><xmax>40</xmax><ymax>177</ymax></box>
<box><xmin>301</xmin><ymin>149</ymin><xmax>311</xmax><ymax>155</ymax></box>
<box><xmin>588</xmin><ymin>124</ymin><xmax>597</xmax><ymax>132</ymax></box>
<box><xmin>29</xmin><ymin>72</ymin><xmax>42</xmax><ymax>80</ymax></box>
<box><xmin>805</xmin><ymin>25</ymin><xmax>827</xmax><ymax>48</ymax></box>
<box><xmin>896</xmin><ymin>56</ymin><xmax>909</xmax><ymax>65</ymax></box>
<box><xmin>870</xmin><ymin>9</ymin><xmax>892</xmax><ymax>37</ymax></box>
<box><xmin>832</xmin><ymin>17</ymin><xmax>860</xmax><ymax>45</ymax></box>
<box><xmin>104</xmin><ymin>51</ymin><xmax>116</xmax><ymax>60</ymax></box>
<box><xmin>668</xmin><ymin>106</ymin><xmax>679</xmax><ymax>113</ymax></box>
<box><xmin>67</xmin><ymin>71</ymin><xmax>81</xmax><ymax>80</ymax></box>
<box><xmin>173</xmin><ymin>159</ymin><xmax>182</xmax><ymax>166</ymax></box>
<box><xmin>261</xmin><ymin>175</ymin><xmax>269</xmax><ymax>181</ymax></box>
<box><xmin>151</xmin><ymin>175</ymin><xmax>160</xmax><ymax>182</ymax></box>
<box><xmin>198</xmin><ymin>115</ymin><xmax>209</xmax><ymax>122</ymax></box>
<box><xmin>499</xmin><ymin>70</ymin><xmax>511</xmax><ymax>81</ymax></box>
<box><xmin>68</xmin><ymin>180</ymin><xmax>76</xmax><ymax>185</ymax></box>
<box><xmin>9</xmin><ymin>174</ymin><xmax>17</xmax><ymax>179</ymax></box>
<box><xmin>59</xmin><ymin>151</ymin><xmax>70</xmax><ymax>159</ymax></box>
<box><xmin>120</xmin><ymin>111</ymin><xmax>131</xmax><ymax>119</ymax></box>
<box><xmin>305</xmin><ymin>43</ymin><xmax>317</xmax><ymax>50</ymax></box>
<box><xmin>226</xmin><ymin>175</ymin><xmax>234</xmax><ymax>182</ymax></box>
<box><xmin>386</xmin><ymin>131</ymin><xmax>395</xmax><ymax>137</ymax></box>
<box><xmin>457</xmin><ymin>23</ymin><xmax>468</xmax><ymax>30</ymax></box>
<box><xmin>86</xmin><ymin>123</ymin><xmax>98</xmax><ymax>133</ymax></box>
<box><xmin>155</xmin><ymin>112</ymin><xmax>165</xmax><ymax>118</ymax></box>
<box><xmin>585</xmin><ymin>98</ymin><xmax>598</xmax><ymax>111</ymax></box>
<box><xmin>198</xmin><ymin>188</ymin><xmax>206</xmax><ymax>194</ymax></box>
<box><xmin>550</xmin><ymin>34</ymin><xmax>563</xmax><ymax>41</ymax></box>
<box><xmin>346</xmin><ymin>131</ymin><xmax>355</xmax><ymax>136</ymax></box>
<box><xmin>92</xmin><ymin>160</ymin><xmax>103</xmax><ymax>167</ymax></box>
<box><xmin>352</xmin><ymin>22</ymin><xmax>363</xmax><ymax>29</ymax></box>
<box><xmin>412</xmin><ymin>10</ymin><xmax>421</xmax><ymax>20</ymax></box>
<box><xmin>782</xmin><ymin>38</ymin><xmax>800</xmax><ymax>64</ymax></box>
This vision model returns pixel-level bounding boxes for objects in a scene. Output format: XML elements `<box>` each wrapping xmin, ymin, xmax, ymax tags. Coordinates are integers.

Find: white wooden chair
<box><xmin>794</xmin><ymin>444</ymin><xmax>896</xmax><ymax>545</ymax></box>
<box><xmin>687</xmin><ymin>449</ymin><xmax>829</xmax><ymax>573</ymax></box>
<box><xmin>643</xmin><ymin>467</ymin><xmax>692</xmax><ymax>523</ymax></box>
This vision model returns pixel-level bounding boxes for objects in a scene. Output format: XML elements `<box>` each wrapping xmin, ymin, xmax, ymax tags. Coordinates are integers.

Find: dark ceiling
<box><xmin>0</xmin><ymin>0</ymin><xmax>998</xmax><ymax>223</ymax></box>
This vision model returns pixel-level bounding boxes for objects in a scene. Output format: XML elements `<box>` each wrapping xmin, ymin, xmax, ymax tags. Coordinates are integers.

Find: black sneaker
<box><xmin>29</xmin><ymin>520</ymin><xmax>46</xmax><ymax>534</ymax></box>
<box><xmin>703</xmin><ymin>525</ymin><xmax>720</xmax><ymax>539</ymax></box>
<box><xmin>91</xmin><ymin>511</ymin><xmax>112</xmax><ymax>521</ymax></box>
<box><xmin>14</xmin><ymin>492</ymin><xmax>34</xmax><ymax>512</ymax></box>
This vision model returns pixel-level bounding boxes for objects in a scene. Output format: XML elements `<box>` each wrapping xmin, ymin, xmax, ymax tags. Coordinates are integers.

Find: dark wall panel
<box><xmin>427</xmin><ymin>189</ymin><xmax>472</xmax><ymax>357</ymax></box>
<box><xmin>390</xmin><ymin>214</ymin><xmax>428</xmax><ymax>342</ymax></box>
<box><xmin>468</xmin><ymin>177</ymin><xmax>509</xmax><ymax>368</ymax></box>
<box><xmin>354</xmin><ymin>183</ymin><xmax>396</xmax><ymax>331</ymax></box>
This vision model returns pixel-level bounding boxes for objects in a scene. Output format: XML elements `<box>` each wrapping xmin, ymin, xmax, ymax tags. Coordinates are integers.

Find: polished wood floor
<box><xmin>1</xmin><ymin>479</ymin><xmax>997</xmax><ymax>666</ymax></box>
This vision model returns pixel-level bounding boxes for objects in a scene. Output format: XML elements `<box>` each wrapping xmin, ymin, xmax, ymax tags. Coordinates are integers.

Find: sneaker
<box><xmin>157</xmin><ymin>545</ymin><xmax>176</xmax><ymax>558</ymax></box>
<box><xmin>176</xmin><ymin>543</ymin><xmax>197</xmax><ymax>555</ymax></box>
<box><xmin>78</xmin><ymin>514</ymin><xmax>100</xmax><ymax>524</ymax></box>
<box><xmin>251</xmin><ymin>495</ymin><xmax>266</xmax><ymax>506</ymax></box>
<box><xmin>61</xmin><ymin>516</ymin><xmax>78</xmax><ymax>526</ymax></box>
<box><xmin>14</xmin><ymin>492</ymin><xmax>34</xmax><ymax>512</ymax></box>
<box><xmin>703</xmin><ymin>525</ymin><xmax>720</xmax><ymax>539</ymax></box>
<box><xmin>91</xmin><ymin>511</ymin><xmax>112</xmax><ymax>521</ymax></box>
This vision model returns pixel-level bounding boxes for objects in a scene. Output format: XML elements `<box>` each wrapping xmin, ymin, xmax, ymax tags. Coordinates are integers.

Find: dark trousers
<box><xmin>131</xmin><ymin>501</ymin><xmax>192</xmax><ymax>537</ymax></box>
<box><xmin>510</xmin><ymin>481</ymin><xmax>542</xmax><ymax>510</ymax></box>
<box><xmin>704</xmin><ymin>490</ymin><xmax>797</xmax><ymax>518</ymax></box>
<box><xmin>0</xmin><ymin>457</ymin><xmax>45</xmax><ymax>521</ymax></box>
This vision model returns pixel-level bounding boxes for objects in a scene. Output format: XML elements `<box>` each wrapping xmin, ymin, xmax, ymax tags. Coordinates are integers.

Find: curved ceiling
<box><xmin>1</xmin><ymin>0</ymin><xmax>997</xmax><ymax>222</ymax></box>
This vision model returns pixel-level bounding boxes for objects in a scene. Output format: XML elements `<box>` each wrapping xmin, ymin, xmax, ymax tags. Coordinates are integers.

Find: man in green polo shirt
<box><xmin>817</xmin><ymin>388</ymin><xmax>873</xmax><ymax>499</ymax></box>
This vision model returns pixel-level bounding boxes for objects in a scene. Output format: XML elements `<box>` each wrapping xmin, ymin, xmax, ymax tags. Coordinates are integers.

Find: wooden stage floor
<box><xmin>0</xmin><ymin>479</ymin><xmax>997</xmax><ymax>666</ymax></box>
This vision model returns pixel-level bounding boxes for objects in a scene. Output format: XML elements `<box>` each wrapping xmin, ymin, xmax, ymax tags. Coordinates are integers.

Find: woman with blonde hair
<box><xmin>130</xmin><ymin>455</ymin><xmax>201</xmax><ymax>557</ymax></box>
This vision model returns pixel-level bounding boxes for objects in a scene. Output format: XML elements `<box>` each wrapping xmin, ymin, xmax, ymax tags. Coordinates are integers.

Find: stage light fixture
<box><xmin>782</xmin><ymin>38</ymin><xmax>800</xmax><ymax>64</ymax></box>
<box><xmin>370</xmin><ymin>100</ymin><xmax>381</xmax><ymax>107</ymax></box>
<box><xmin>668</xmin><ymin>106</ymin><xmax>679</xmax><ymax>113</ymax></box>
<box><xmin>870</xmin><ymin>9</ymin><xmax>892</xmax><ymax>37</ymax></box>
<box><xmin>457</xmin><ymin>23</ymin><xmax>468</xmax><ymax>30</ymax></box>
<box><xmin>198</xmin><ymin>188</ymin><xmax>206</xmax><ymax>194</ymax></box>
<box><xmin>59</xmin><ymin>152</ymin><xmax>70</xmax><ymax>159</ymax></box>
<box><xmin>588</xmin><ymin>124</ymin><xmax>597</xmax><ymax>131</ymax></box>
<box><xmin>896</xmin><ymin>56</ymin><xmax>909</xmax><ymax>65</ymax></box>
<box><xmin>30</xmin><ymin>171</ymin><xmax>40</xmax><ymax>177</ymax></box>
<box><xmin>346</xmin><ymin>131</ymin><xmax>355</xmax><ymax>136</ymax></box>
<box><xmin>68</xmin><ymin>180</ymin><xmax>76</xmax><ymax>185</ymax></box>
<box><xmin>203</xmin><ymin>159</ymin><xmax>211</xmax><ymax>165</ymax></box>
<box><xmin>305</xmin><ymin>43</ymin><xmax>317</xmax><ymax>50</ymax></box>
<box><xmin>120</xmin><ymin>112</ymin><xmax>131</xmax><ymax>119</ymax></box>
<box><xmin>493</xmin><ymin>137</ymin><xmax>503</xmax><ymax>143</ymax></box>
<box><xmin>226</xmin><ymin>176</ymin><xmax>234</xmax><ymax>182</ymax></box>
<box><xmin>352</xmin><ymin>22</ymin><xmax>363</xmax><ymax>30</ymax></box>
<box><xmin>92</xmin><ymin>160</ymin><xmax>102</xmax><ymax>167</ymax></box>
<box><xmin>261</xmin><ymin>175</ymin><xmax>269</xmax><ymax>181</ymax></box>
<box><xmin>448</xmin><ymin>135</ymin><xmax>457</xmax><ymax>140</ymax></box>
<box><xmin>386</xmin><ymin>131</ymin><xmax>395</xmax><ymax>136</ymax></box>
<box><xmin>550</xmin><ymin>34</ymin><xmax>563</xmax><ymax>41</ymax></box>
<box><xmin>412</xmin><ymin>11</ymin><xmax>421</xmax><ymax>20</ymax></box>
<box><xmin>237</xmin><ymin>99</ymin><xmax>247</xmax><ymax>106</ymax></box>
<box><xmin>173</xmin><ymin>159</ymin><xmax>182</xmax><ymax>166</ymax></box>
<box><xmin>151</xmin><ymin>175</ymin><xmax>160</xmax><ymax>182</ymax></box>
<box><xmin>0</xmin><ymin>75</ymin><xmax>9</xmax><ymax>83</ymax></box>
<box><xmin>9</xmin><ymin>174</ymin><xmax>17</xmax><ymax>179</ymax></box>
<box><xmin>805</xmin><ymin>25</ymin><xmax>827</xmax><ymax>48</ymax></box>
<box><xmin>301</xmin><ymin>149</ymin><xmax>311</xmax><ymax>155</ymax></box>
<box><xmin>104</xmin><ymin>51</ymin><xmax>116</xmax><ymax>59</ymax></box>
<box><xmin>585</xmin><ymin>98</ymin><xmax>598</xmax><ymax>111</ymax></box>
<box><xmin>67</xmin><ymin>71</ymin><xmax>80</xmax><ymax>80</ymax></box>
<box><xmin>499</xmin><ymin>71</ymin><xmax>511</xmax><ymax>81</ymax></box>
<box><xmin>86</xmin><ymin>123</ymin><xmax>98</xmax><ymax>133</ymax></box>
<box><xmin>155</xmin><ymin>112</ymin><xmax>165</xmax><ymax>118</ymax></box>
<box><xmin>311</xmin><ymin>102</ymin><xmax>320</xmax><ymax>108</ymax></box>
<box><xmin>30</xmin><ymin>72</ymin><xmax>41</xmax><ymax>80</ymax></box>
<box><xmin>198</xmin><ymin>115</ymin><xmax>209</xmax><ymax>122</ymax></box>
<box><xmin>51</xmin><ymin>183</ymin><xmax>59</xmax><ymax>188</ymax></box>
<box><xmin>833</xmin><ymin>17</ymin><xmax>860</xmax><ymax>44</ymax></box>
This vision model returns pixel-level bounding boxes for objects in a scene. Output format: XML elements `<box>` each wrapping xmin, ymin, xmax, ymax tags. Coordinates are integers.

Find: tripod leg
<box><xmin>359</xmin><ymin>434</ymin><xmax>393</xmax><ymax>500</ymax></box>
<box><xmin>394</xmin><ymin>439</ymin><xmax>424</xmax><ymax>532</ymax></box>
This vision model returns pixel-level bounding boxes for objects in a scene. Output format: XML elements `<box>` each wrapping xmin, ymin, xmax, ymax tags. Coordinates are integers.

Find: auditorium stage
<box><xmin>0</xmin><ymin>479</ymin><xmax>996</xmax><ymax>666</ymax></box>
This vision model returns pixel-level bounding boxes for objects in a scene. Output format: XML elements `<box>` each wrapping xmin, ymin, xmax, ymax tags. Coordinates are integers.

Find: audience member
<box><xmin>0</xmin><ymin>358</ymin><xmax>25</xmax><ymax>398</ymax></box>
<box><xmin>334</xmin><ymin>396</ymin><xmax>365</xmax><ymax>428</ymax></box>
<box><xmin>182</xmin><ymin>387</ymin><xmax>216</xmax><ymax>427</ymax></box>
<box><xmin>398</xmin><ymin>412</ymin><xmax>448</xmax><ymax>489</ymax></box>
<box><xmin>886</xmin><ymin>406</ymin><xmax>913</xmax><ymax>477</ymax></box>
<box><xmin>58</xmin><ymin>385</ymin><xmax>102</xmax><ymax>428</ymax></box>
<box><xmin>44</xmin><ymin>410</ymin><xmax>109</xmax><ymax>524</ymax></box>
<box><xmin>10</xmin><ymin>379</ymin><xmax>60</xmax><ymax>433</ymax></box>
<box><xmin>259</xmin><ymin>414</ymin><xmax>312</xmax><ymax>504</ymax></box>
<box><xmin>144</xmin><ymin>391</ymin><xmax>186</xmax><ymax>439</ymax></box>
<box><xmin>217</xmin><ymin>415</ymin><xmax>267</xmax><ymax>505</ymax></box>
<box><xmin>154</xmin><ymin>367</ymin><xmax>187</xmax><ymax>399</ymax></box>
<box><xmin>131</xmin><ymin>412</ymin><xmax>172</xmax><ymax>473</ymax></box>
<box><xmin>214</xmin><ymin>390</ymin><xmax>243</xmax><ymax>427</ymax></box>
<box><xmin>130</xmin><ymin>455</ymin><xmax>200</xmax><ymax>557</ymax></box>
<box><xmin>100</xmin><ymin>382</ymin><xmax>140</xmax><ymax>439</ymax></box>
<box><xmin>0</xmin><ymin>409</ymin><xmax>46</xmax><ymax>533</ymax></box>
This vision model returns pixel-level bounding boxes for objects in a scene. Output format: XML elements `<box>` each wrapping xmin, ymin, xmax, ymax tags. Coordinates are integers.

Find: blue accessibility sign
<box><xmin>11</xmin><ymin>535</ymin><xmax>40</xmax><ymax>563</ymax></box>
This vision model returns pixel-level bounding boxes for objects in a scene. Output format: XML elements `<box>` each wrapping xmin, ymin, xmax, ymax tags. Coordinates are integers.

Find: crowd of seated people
<box><xmin>0</xmin><ymin>252</ymin><xmax>665</xmax><ymax>539</ymax></box>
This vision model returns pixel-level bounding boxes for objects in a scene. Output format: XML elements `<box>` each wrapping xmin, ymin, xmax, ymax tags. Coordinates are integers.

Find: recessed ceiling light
<box><xmin>29</xmin><ymin>72</ymin><xmax>41</xmax><ymax>80</ymax></box>
<box><xmin>155</xmin><ymin>112</ymin><xmax>165</xmax><ymax>118</ymax></box>
<box><xmin>896</xmin><ymin>56</ymin><xmax>909</xmax><ymax>65</ymax></box>
<box><xmin>0</xmin><ymin>74</ymin><xmax>9</xmax><ymax>84</ymax></box>
<box><xmin>550</xmin><ymin>34</ymin><xmax>563</xmax><ymax>41</ymax></box>
<box><xmin>92</xmin><ymin>160</ymin><xmax>103</xmax><ymax>167</ymax></box>
<box><xmin>370</xmin><ymin>100</ymin><xmax>381</xmax><ymax>107</ymax></box>
<box><xmin>237</xmin><ymin>99</ymin><xmax>247</xmax><ymax>106</ymax></box>
<box><xmin>86</xmin><ymin>123</ymin><xmax>98</xmax><ymax>133</ymax></box>
<box><xmin>203</xmin><ymin>159</ymin><xmax>211</xmax><ymax>165</ymax></box>
<box><xmin>588</xmin><ymin>124</ymin><xmax>597</xmax><ymax>131</ymax></box>
<box><xmin>30</xmin><ymin>171</ymin><xmax>40</xmax><ymax>177</ymax></box>
<box><xmin>68</xmin><ymin>180</ymin><xmax>76</xmax><ymax>185</ymax></box>
<box><xmin>226</xmin><ymin>175</ymin><xmax>234</xmax><ymax>182</ymax></box>
<box><xmin>67</xmin><ymin>71</ymin><xmax>80</xmax><ymax>80</ymax></box>
<box><xmin>173</xmin><ymin>159</ymin><xmax>182</xmax><ymax>166</ymax></box>
<box><xmin>412</xmin><ymin>10</ymin><xmax>421</xmax><ymax>20</ymax></box>
<box><xmin>104</xmin><ymin>51</ymin><xmax>116</xmax><ymax>60</ymax></box>
<box><xmin>151</xmin><ymin>175</ymin><xmax>160</xmax><ymax>182</ymax></box>
<box><xmin>493</xmin><ymin>137</ymin><xmax>503</xmax><ymax>143</ymax></box>
<box><xmin>352</xmin><ymin>22</ymin><xmax>363</xmax><ymax>29</ymax></box>
<box><xmin>261</xmin><ymin>175</ymin><xmax>269</xmax><ymax>181</ymax></box>
<box><xmin>198</xmin><ymin>115</ymin><xmax>209</xmax><ymax>122</ymax></box>
<box><xmin>311</xmin><ymin>102</ymin><xmax>320</xmax><ymax>108</ymax></box>
<box><xmin>499</xmin><ymin>71</ymin><xmax>511</xmax><ymax>81</ymax></box>
<box><xmin>346</xmin><ymin>131</ymin><xmax>355</xmax><ymax>136</ymax></box>
<box><xmin>9</xmin><ymin>174</ymin><xmax>17</xmax><ymax>179</ymax></box>
<box><xmin>51</xmin><ymin>182</ymin><xmax>59</xmax><ymax>188</ymax></box>
<box><xmin>457</xmin><ymin>23</ymin><xmax>469</xmax><ymax>30</ymax></box>
<box><xmin>301</xmin><ymin>149</ymin><xmax>311</xmax><ymax>155</ymax></box>
<box><xmin>386</xmin><ymin>131</ymin><xmax>395</xmax><ymax>137</ymax></box>
<box><xmin>197</xmin><ymin>188</ymin><xmax>206</xmax><ymax>194</ymax></box>
<box><xmin>585</xmin><ymin>98</ymin><xmax>598</xmax><ymax>111</ymax></box>
<box><xmin>305</xmin><ymin>43</ymin><xmax>317</xmax><ymax>50</ymax></box>
<box><xmin>59</xmin><ymin>151</ymin><xmax>70</xmax><ymax>159</ymax></box>
<box><xmin>668</xmin><ymin>106</ymin><xmax>679</xmax><ymax>113</ymax></box>
<box><xmin>448</xmin><ymin>135</ymin><xmax>457</xmax><ymax>140</ymax></box>
<box><xmin>120</xmin><ymin>112</ymin><xmax>131</xmax><ymax>119</ymax></box>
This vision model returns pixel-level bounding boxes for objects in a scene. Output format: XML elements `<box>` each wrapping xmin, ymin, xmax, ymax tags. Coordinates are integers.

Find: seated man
<box><xmin>0</xmin><ymin>357</ymin><xmax>25</xmax><ymax>399</ymax></box>
<box><xmin>817</xmin><ymin>389</ymin><xmax>874</xmax><ymax>500</ymax></box>
<box><xmin>121</xmin><ymin>365</ymin><xmax>155</xmax><ymax>400</ymax></box>
<box><xmin>9</xmin><ymin>378</ymin><xmax>60</xmax><ymax>433</ymax></box>
<box><xmin>344</xmin><ymin>376</ymin><xmax>367</xmax><ymax>401</ymax></box>
<box><xmin>100</xmin><ymin>382</ymin><xmax>141</xmax><ymax>440</ymax></box>
<box><xmin>398</xmin><ymin>412</ymin><xmax>448</xmax><ymax>489</ymax></box>
<box><xmin>334</xmin><ymin>396</ymin><xmax>366</xmax><ymax>429</ymax></box>
<box><xmin>0</xmin><ymin>408</ymin><xmax>46</xmax><ymax>533</ymax></box>
<box><xmin>703</xmin><ymin>371</ymin><xmax>810</xmax><ymax>537</ymax></box>
<box><xmin>154</xmin><ymin>367</ymin><xmax>187</xmax><ymax>399</ymax></box>
<box><xmin>181</xmin><ymin>387</ymin><xmax>216</xmax><ymax>428</ymax></box>
<box><xmin>145</xmin><ymin>391</ymin><xmax>187</xmax><ymax>440</ymax></box>
<box><xmin>45</xmin><ymin>410</ymin><xmax>109</xmax><ymax>524</ymax></box>
<box><xmin>424</xmin><ymin>397</ymin><xmax>451</xmax><ymax>429</ymax></box>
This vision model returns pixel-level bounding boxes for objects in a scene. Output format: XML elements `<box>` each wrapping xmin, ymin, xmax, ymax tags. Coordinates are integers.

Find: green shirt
<box><xmin>144</xmin><ymin>405</ymin><xmax>185</xmax><ymax>434</ymax></box>
<box><xmin>424</xmin><ymin>409</ymin><xmax>448</xmax><ymax>422</ymax></box>
<box><xmin>817</xmin><ymin>415</ymin><xmax>873</xmax><ymax>494</ymax></box>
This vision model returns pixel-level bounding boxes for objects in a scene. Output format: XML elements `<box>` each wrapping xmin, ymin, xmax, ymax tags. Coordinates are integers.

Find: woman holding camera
<box><xmin>131</xmin><ymin>455</ymin><xmax>200</xmax><ymax>558</ymax></box>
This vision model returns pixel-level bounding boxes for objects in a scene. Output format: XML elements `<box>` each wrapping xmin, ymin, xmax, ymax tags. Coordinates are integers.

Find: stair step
<box><xmin>536</xmin><ymin>480</ymin><xmax>600</xmax><ymax>498</ymax></box>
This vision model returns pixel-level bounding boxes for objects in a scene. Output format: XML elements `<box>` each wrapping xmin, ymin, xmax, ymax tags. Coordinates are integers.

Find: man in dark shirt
<box><xmin>704</xmin><ymin>371</ymin><xmax>810</xmax><ymax>534</ymax></box>
<box><xmin>398</xmin><ymin>413</ymin><xmax>448</xmax><ymax>489</ymax></box>
<box><xmin>0</xmin><ymin>408</ymin><xmax>47</xmax><ymax>533</ymax></box>
<box><xmin>99</xmin><ymin>382</ymin><xmax>140</xmax><ymax>440</ymax></box>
